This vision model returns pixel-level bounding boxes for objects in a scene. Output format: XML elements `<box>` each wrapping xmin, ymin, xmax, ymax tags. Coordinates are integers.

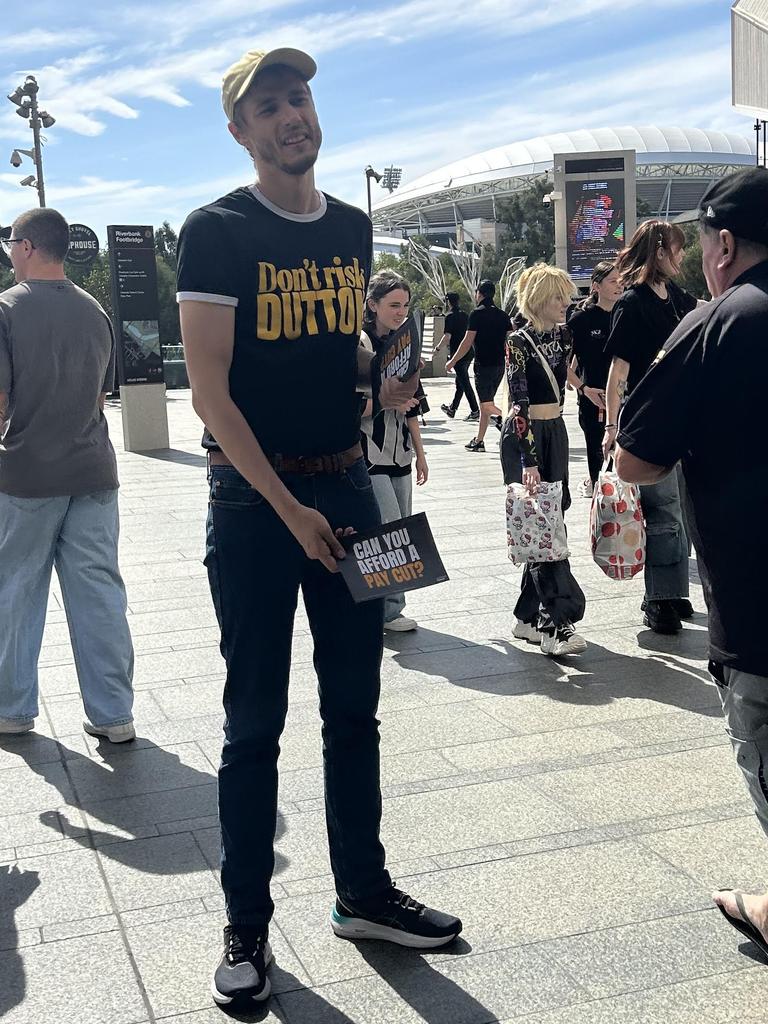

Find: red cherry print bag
<box><xmin>589</xmin><ymin>460</ymin><xmax>646</xmax><ymax>580</ymax></box>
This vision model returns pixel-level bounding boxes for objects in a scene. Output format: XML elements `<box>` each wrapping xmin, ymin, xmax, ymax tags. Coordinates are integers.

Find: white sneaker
<box><xmin>541</xmin><ymin>624</ymin><xmax>587</xmax><ymax>656</ymax></box>
<box><xmin>0</xmin><ymin>717</ymin><xmax>34</xmax><ymax>734</ymax></box>
<box><xmin>83</xmin><ymin>721</ymin><xmax>136</xmax><ymax>743</ymax></box>
<box><xmin>384</xmin><ymin>615</ymin><xmax>418</xmax><ymax>632</ymax></box>
<box><xmin>512</xmin><ymin>621</ymin><xmax>543</xmax><ymax>644</ymax></box>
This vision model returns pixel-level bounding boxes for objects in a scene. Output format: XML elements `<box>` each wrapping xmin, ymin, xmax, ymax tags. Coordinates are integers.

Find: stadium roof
<box><xmin>372</xmin><ymin>125</ymin><xmax>756</xmax><ymax>221</ymax></box>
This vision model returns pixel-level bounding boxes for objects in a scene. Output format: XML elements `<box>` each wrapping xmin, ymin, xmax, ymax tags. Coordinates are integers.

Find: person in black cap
<box><xmin>177</xmin><ymin>45</ymin><xmax>462</xmax><ymax>1008</ymax></box>
<box><xmin>615</xmin><ymin>167</ymin><xmax>768</xmax><ymax>961</ymax></box>
<box><xmin>446</xmin><ymin>279</ymin><xmax>511</xmax><ymax>451</ymax></box>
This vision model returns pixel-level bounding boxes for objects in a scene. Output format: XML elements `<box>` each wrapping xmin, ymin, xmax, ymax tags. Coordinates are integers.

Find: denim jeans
<box><xmin>640</xmin><ymin>464</ymin><xmax>690</xmax><ymax>602</ymax></box>
<box><xmin>0</xmin><ymin>490</ymin><xmax>134</xmax><ymax>726</ymax></box>
<box><xmin>450</xmin><ymin>352</ymin><xmax>479</xmax><ymax>414</ymax></box>
<box><xmin>712</xmin><ymin>664</ymin><xmax>768</xmax><ymax>839</ymax></box>
<box><xmin>370</xmin><ymin>472</ymin><xmax>412</xmax><ymax>622</ymax></box>
<box><xmin>205</xmin><ymin>458</ymin><xmax>391</xmax><ymax>929</ymax></box>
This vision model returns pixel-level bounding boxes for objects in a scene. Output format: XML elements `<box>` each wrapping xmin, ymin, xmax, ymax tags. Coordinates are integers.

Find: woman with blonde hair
<box><xmin>503</xmin><ymin>263</ymin><xmax>587</xmax><ymax>657</ymax></box>
<box><xmin>603</xmin><ymin>220</ymin><xmax>697</xmax><ymax>635</ymax></box>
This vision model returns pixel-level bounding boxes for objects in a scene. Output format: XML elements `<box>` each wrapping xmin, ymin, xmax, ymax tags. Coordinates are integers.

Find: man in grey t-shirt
<box><xmin>0</xmin><ymin>208</ymin><xmax>134</xmax><ymax>742</ymax></box>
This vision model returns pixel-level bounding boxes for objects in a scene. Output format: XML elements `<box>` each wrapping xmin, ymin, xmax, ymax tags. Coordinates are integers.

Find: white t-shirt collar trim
<box><xmin>248</xmin><ymin>184</ymin><xmax>327</xmax><ymax>222</ymax></box>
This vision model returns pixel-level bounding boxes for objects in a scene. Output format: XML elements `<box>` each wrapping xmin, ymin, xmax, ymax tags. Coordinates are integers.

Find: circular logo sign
<box><xmin>66</xmin><ymin>223</ymin><xmax>100</xmax><ymax>265</ymax></box>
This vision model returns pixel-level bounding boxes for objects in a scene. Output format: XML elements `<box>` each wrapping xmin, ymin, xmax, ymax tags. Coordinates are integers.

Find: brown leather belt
<box><xmin>208</xmin><ymin>442</ymin><xmax>363</xmax><ymax>475</ymax></box>
<box><xmin>529</xmin><ymin>403</ymin><xmax>561</xmax><ymax>421</ymax></box>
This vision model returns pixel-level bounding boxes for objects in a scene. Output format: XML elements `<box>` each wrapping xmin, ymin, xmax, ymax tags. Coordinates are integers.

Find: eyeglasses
<box><xmin>0</xmin><ymin>238</ymin><xmax>27</xmax><ymax>255</ymax></box>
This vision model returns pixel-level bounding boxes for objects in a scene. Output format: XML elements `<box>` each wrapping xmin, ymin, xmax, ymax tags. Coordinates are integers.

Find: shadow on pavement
<box><xmin>0</xmin><ymin>864</ymin><xmax>40</xmax><ymax>1018</ymax></box>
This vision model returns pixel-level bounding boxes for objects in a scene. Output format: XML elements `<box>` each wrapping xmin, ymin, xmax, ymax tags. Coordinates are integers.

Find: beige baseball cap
<box><xmin>222</xmin><ymin>47</ymin><xmax>317</xmax><ymax>122</ymax></box>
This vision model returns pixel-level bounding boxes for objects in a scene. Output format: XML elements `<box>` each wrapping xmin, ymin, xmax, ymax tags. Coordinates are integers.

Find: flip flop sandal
<box><xmin>716</xmin><ymin>890</ymin><xmax>768</xmax><ymax>962</ymax></box>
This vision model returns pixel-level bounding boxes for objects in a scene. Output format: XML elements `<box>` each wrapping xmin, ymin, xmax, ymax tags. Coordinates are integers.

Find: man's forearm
<box><xmin>448</xmin><ymin>332</ymin><xmax>473</xmax><ymax>365</ymax></box>
<box><xmin>193</xmin><ymin>387</ymin><xmax>300</xmax><ymax>521</ymax></box>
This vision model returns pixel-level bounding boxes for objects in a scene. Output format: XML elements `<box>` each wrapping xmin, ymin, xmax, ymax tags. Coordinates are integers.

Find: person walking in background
<box><xmin>446</xmin><ymin>279</ymin><xmax>511</xmax><ymax>452</ymax></box>
<box><xmin>614</xmin><ymin>167</ymin><xmax>768</xmax><ymax>962</ymax></box>
<box><xmin>177</xmin><ymin>47</ymin><xmax>461</xmax><ymax>1009</ymax></box>
<box><xmin>435</xmin><ymin>291</ymin><xmax>477</xmax><ymax>420</ymax></box>
<box><xmin>603</xmin><ymin>221</ymin><xmax>697</xmax><ymax>635</ymax></box>
<box><xmin>503</xmin><ymin>263</ymin><xmax>587</xmax><ymax>657</ymax></box>
<box><xmin>568</xmin><ymin>261</ymin><xmax>622</xmax><ymax>494</ymax></box>
<box><xmin>0</xmin><ymin>208</ymin><xmax>135</xmax><ymax>743</ymax></box>
<box><xmin>360</xmin><ymin>271</ymin><xmax>428</xmax><ymax>633</ymax></box>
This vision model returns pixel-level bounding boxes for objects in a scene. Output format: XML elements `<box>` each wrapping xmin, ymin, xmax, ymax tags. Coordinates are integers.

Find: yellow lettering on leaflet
<box><xmin>258</xmin><ymin>262</ymin><xmax>277</xmax><ymax>291</ymax></box>
<box><xmin>257</xmin><ymin>293</ymin><xmax>281</xmax><ymax>340</ymax></box>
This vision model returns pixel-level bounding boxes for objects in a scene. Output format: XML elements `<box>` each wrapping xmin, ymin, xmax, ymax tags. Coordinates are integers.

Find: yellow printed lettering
<box><xmin>256</xmin><ymin>294</ymin><xmax>281</xmax><ymax>340</ymax></box>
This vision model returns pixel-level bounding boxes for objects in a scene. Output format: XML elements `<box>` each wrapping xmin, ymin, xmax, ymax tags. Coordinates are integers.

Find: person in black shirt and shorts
<box><xmin>568</xmin><ymin>261</ymin><xmax>622</xmax><ymax>493</ymax></box>
<box><xmin>603</xmin><ymin>220</ymin><xmax>697</xmax><ymax>635</ymax></box>
<box><xmin>177</xmin><ymin>46</ymin><xmax>461</xmax><ymax>1009</ymax></box>
<box><xmin>435</xmin><ymin>291</ymin><xmax>477</xmax><ymax>419</ymax></box>
<box><xmin>446</xmin><ymin>279</ymin><xmax>511</xmax><ymax>451</ymax></box>
<box><xmin>615</xmin><ymin>167</ymin><xmax>768</xmax><ymax>963</ymax></box>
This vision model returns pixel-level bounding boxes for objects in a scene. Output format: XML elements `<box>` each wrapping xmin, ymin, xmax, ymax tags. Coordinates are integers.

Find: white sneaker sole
<box><xmin>83</xmin><ymin>721</ymin><xmax>136</xmax><ymax>743</ymax></box>
<box><xmin>330</xmin><ymin>910</ymin><xmax>458</xmax><ymax>948</ymax></box>
<box><xmin>512</xmin><ymin>625</ymin><xmax>543</xmax><ymax>645</ymax></box>
<box><xmin>211</xmin><ymin>943</ymin><xmax>273</xmax><ymax>1005</ymax></box>
<box><xmin>541</xmin><ymin>636</ymin><xmax>587</xmax><ymax>656</ymax></box>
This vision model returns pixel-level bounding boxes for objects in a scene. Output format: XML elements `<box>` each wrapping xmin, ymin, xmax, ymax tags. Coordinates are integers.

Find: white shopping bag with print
<box><xmin>589</xmin><ymin>462</ymin><xmax>645</xmax><ymax>580</ymax></box>
<box><xmin>506</xmin><ymin>481</ymin><xmax>569</xmax><ymax>565</ymax></box>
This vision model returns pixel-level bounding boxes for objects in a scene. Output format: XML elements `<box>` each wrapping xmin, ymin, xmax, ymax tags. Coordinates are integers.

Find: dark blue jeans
<box><xmin>205</xmin><ymin>457</ymin><xmax>391</xmax><ymax>929</ymax></box>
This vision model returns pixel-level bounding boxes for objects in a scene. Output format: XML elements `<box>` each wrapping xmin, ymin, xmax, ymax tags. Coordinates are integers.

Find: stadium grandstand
<box><xmin>371</xmin><ymin>125</ymin><xmax>757</xmax><ymax>246</ymax></box>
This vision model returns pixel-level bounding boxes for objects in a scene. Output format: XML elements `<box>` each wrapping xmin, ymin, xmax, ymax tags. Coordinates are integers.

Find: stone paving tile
<box><xmin>0</xmin><ymin>932</ymin><xmax>147</xmax><ymax>1024</ymax></box>
<box><xmin>4</xmin><ymin>849</ymin><xmax>112</xmax><ymax>929</ymax></box>
<box><xmin>97</xmin><ymin>832</ymin><xmax>218</xmax><ymax>911</ymax></box>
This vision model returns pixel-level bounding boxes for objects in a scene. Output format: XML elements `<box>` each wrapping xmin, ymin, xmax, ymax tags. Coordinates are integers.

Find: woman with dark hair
<box><xmin>569</xmin><ymin>261</ymin><xmax>622</xmax><ymax>493</ymax></box>
<box><xmin>603</xmin><ymin>220</ymin><xmax>697</xmax><ymax>635</ymax></box>
<box><xmin>360</xmin><ymin>270</ymin><xmax>428</xmax><ymax>632</ymax></box>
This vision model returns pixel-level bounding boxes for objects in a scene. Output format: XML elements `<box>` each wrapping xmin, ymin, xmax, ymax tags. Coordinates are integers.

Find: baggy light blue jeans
<box><xmin>0</xmin><ymin>490</ymin><xmax>134</xmax><ymax>727</ymax></box>
<box><xmin>370</xmin><ymin>472</ymin><xmax>413</xmax><ymax>622</ymax></box>
<box><xmin>639</xmin><ymin>464</ymin><xmax>690</xmax><ymax>602</ymax></box>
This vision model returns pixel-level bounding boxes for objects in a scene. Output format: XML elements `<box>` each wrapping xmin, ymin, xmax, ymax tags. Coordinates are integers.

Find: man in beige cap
<box><xmin>177</xmin><ymin>47</ymin><xmax>462</xmax><ymax>1008</ymax></box>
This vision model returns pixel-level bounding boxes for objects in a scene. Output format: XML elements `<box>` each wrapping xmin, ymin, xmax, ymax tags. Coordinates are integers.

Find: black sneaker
<box><xmin>331</xmin><ymin>887</ymin><xmax>462</xmax><ymax>948</ymax></box>
<box><xmin>464</xmin><ymin>410</ymin><xmax>480</xmax><ymax>421</ymax></box>
<box><xmin>491</xmin><ymin>414</ymin><xmax>503</xmax><ymax>431</ymax></box>
<box><xmin>212</xmin><ymin>925</ymin><xmax>272</xmax><ymax>1006</ymax></box>
<box><xmin>440</xmin><ymin>404</ymin><xmax>456</xmax><ymax>419</ymax></box>
<box><xmin>643</xmin><ymin>600</ymin><xmax>682</xmax><ymax>635</ymax></box>
<box><xmin>672</xmin><ymin>598</ymin><xmax>694</xmax><ymax>619</ymax></box>
<box><xmin>465</xmin><ymin>438</ymin><xmax>485</xmax><ymax>451</ymax></box>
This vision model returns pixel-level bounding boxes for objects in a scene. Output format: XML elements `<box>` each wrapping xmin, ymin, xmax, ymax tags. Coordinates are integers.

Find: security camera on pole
<box><xmin>7</xmin><ymin>75</ymin><xmax>55</xmax><ymax>207</ymax></box>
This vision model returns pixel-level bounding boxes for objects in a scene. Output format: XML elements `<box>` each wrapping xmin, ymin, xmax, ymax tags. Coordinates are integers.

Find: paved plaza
<box><xmin>2</xmin><ymin>379</ymin><xmax>768</xmax><ymax>1024</ymax></box>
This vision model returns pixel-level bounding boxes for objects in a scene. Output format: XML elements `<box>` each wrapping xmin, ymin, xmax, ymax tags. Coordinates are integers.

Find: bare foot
<box><xmin>713</xmin><ymin>889</ymin><xmax>768</xmax><ymax>942</ymax></box>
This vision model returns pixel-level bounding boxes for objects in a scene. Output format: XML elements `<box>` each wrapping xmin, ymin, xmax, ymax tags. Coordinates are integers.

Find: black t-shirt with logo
<box><xmin>618</xmin><ymin>260</ymin><xmax>768</xmax><ymax>676</ymax></box>
<box><xmin>568</xmin><ymin>302</ymin><xmax>612</xmax><ymax>389</ymax></box>
<box><xmin>605</xmin><ymin>281</ymin><xmax>697</xmax><ymax>391</ymax></box>
<box><xmin>444</xmin><ymin>309</ymin><xmax>469</xmax><ymax>354</ymax></box>
<box><xmin>467</xmin><ymin>299</ymin><xmax>512</xmax><ymax>367</ymax></box>
<box><xmin>177</xmin><ymin>186</ymin><xmax>371</xmax><ymax>456</ymax></box>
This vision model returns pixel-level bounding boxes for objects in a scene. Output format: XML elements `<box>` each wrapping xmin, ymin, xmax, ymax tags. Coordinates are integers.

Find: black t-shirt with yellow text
<box><xmin>177</xmin><ymin>186</ymin><xmax>372</xmax><ymax>457</ymax></box>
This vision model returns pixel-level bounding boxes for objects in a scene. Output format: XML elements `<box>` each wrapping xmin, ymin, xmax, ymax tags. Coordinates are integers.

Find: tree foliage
<box><xmin>495</xmin><ymin>179</ymin><xmax>556</xmax><ymax>266</ymax></box>
<box><xmin>676</xmin><ymin>223</ymin><xmax>709</xmax><ymax>299</ymax></box>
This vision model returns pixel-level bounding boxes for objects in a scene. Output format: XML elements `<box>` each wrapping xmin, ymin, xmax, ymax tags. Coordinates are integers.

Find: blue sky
<box><xmin>0</xmin><ymin>0</ymin><xmax>745</xmax><ymax>241</ymax></box>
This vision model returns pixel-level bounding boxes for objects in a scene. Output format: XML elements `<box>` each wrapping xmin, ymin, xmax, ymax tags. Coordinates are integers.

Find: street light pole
<box><xmin>27</xmin><ymin>83</ymin><xmax>46</xmax><ymax>207</ymax></box>
<box><xmin>364</xmin><ymin>165</ymin><xmax>382</xmax><ymax>219</ymax></box>
<box><xmin>7</xmin><ymin>75</ymin><xmax>55</xmax><ymax>207</ymax></box>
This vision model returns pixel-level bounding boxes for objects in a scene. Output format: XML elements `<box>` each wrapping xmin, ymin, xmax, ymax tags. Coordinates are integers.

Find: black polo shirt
<box><xmin>605</xmin><ymin>281</ymin><xmax>697</xmax><ymax>391</ymax></box>
<box><xmin>618</xmin><ymin>260</ymin><xmax>768</xmax><ymax>676</ymax></box>
<box><xmin>468</xmin><ymin>298</ymin><xmax>512</xmax><ymax>367</ymax></box>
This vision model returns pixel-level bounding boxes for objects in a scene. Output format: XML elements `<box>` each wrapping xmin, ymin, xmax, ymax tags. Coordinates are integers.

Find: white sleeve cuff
<box><xmin>176</xmin><ymin>291</ymin><xmax>239</xmax><ymax>307</ymax></box>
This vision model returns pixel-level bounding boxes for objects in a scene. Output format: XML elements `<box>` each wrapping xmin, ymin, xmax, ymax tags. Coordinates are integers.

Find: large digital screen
<box><xmin>565</xmin><ymin>178</ymin><xmax>626</xmax><ymax>278</ymax></box>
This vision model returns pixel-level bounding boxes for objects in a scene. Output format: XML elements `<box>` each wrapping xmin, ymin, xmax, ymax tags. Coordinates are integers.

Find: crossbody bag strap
<box><xmin>518</xmin><ymin>328</ymin><xmax>561</xmax><ymax>404</ymax></box>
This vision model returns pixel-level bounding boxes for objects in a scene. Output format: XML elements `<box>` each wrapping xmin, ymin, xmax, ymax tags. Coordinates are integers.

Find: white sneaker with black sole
<box><xmin>541</xmin><ymin>623</ymin><xmax>587</xmax><ymax>656</ymax></box>
<box><xmin>331</xmin><ymin>886</ymin><xmax>462</xmax><ymax>948</ymax></box>
<box><xmin>512</xmin><ymin>621</ymin><xmax>543</xmax><ymax>644</ymax></box>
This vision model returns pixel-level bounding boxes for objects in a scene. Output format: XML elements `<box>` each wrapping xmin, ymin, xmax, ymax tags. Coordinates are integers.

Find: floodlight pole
<box><xmin>28</xmin><ymin>87</ymin><xmax>46</xmax><ymax>208</ymax></box>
